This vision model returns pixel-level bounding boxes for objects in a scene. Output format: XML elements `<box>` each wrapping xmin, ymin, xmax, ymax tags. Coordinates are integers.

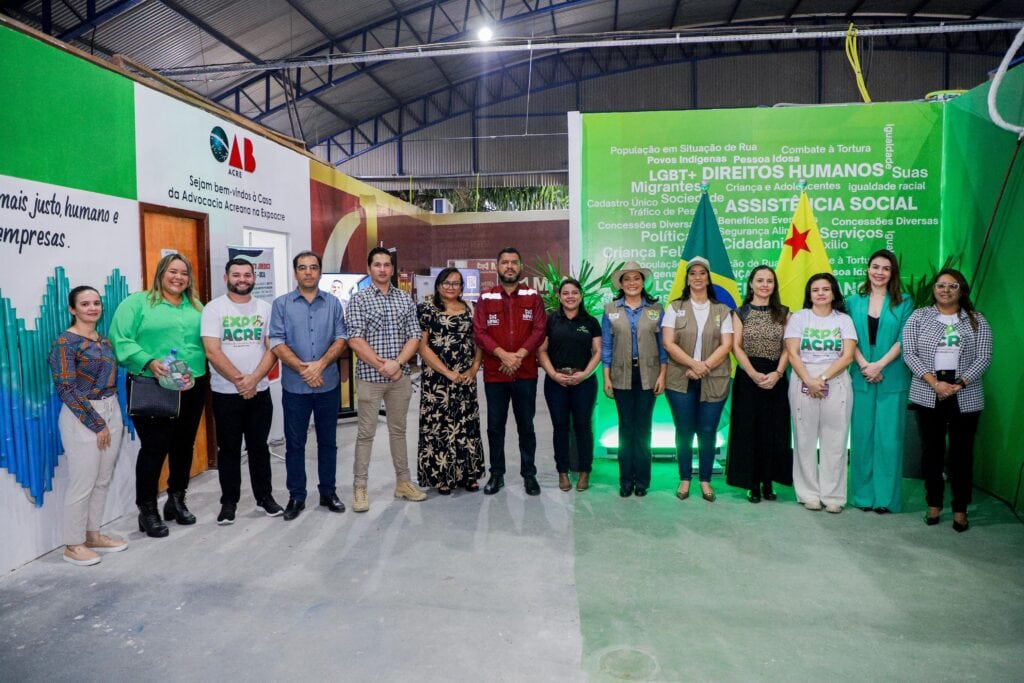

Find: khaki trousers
<box><xmin>354</xmin><ymin>375</ymin><xmax>413</xmax><ymax>488</ymax></box>
<box><xmin>59</xmin><ymin>395</ymin><xmax>123</xmax><ymax>545</ymax></box>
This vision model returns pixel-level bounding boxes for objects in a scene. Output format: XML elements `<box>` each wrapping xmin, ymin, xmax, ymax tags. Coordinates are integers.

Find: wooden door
<box><xmin>138</xmin><ymin>203</ymin><xmax>213</xmax><ymax>486</ymax></box>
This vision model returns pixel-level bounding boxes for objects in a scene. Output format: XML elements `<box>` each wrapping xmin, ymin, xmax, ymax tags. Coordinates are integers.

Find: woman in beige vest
<box><xmin>662</xmin><ymin>257</ymin><xmax>733</xmax><ymax>502</ymax></box>
<box><xmin>601</xmin><ymin>262</ymin><xmax>667</xmax><ymax>498</ymax></box>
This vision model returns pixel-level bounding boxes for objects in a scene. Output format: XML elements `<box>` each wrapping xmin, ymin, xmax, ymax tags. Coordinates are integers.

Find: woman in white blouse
<box><xmin>784</xmin><ymin>273</ymin><xmax>858</xmax><ymax>513</ymax></box>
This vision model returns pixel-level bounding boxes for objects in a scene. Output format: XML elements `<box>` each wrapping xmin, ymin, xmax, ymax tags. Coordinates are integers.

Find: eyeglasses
<box><xmin>440</xmin><ymin>281</ymin><xmax>462</xmax><ymax>289</ymax></box>
<box><xmin>935</xmin><ymin>283</ymin><xmax>960</xmax><ymax>291</ymax></box>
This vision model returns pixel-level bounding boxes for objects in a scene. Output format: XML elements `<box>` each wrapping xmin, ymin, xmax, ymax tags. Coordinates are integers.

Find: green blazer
<box><xmin>847</xmin><ymin>293</ymin><xmax>913</xmax><ymax>394</ymax></box>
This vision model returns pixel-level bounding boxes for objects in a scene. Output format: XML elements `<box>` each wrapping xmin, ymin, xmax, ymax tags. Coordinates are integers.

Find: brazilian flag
<box><xmin>667</xmin><ymin>190</ymin><xmax>742</xmax><ymax>309</ymax></box>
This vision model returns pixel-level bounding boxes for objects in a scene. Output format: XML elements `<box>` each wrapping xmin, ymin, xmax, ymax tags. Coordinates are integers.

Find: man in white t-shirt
<box><xmin>201</xmin><ymin>258</ymin><xmax>281</xmax><ymax>524</ymax></box>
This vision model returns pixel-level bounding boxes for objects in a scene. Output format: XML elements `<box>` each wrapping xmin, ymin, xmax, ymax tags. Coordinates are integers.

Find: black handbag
<box><xmin>127</xmin><ymin>374</ymin><xmax>181</xmax><ymax>418</ymax></box>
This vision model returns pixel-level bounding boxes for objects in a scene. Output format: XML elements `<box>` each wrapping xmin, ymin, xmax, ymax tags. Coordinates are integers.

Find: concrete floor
<box><xmin>2</xmin><ymin>379</ymin><xmax>1023</xmax><ymax>681</ymax></box>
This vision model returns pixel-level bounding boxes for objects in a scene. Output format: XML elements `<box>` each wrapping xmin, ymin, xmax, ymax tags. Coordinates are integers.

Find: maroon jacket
<box><xmin>473</xmin><ymin>283</ymin><xmax>547</xmax><ymax>383</ymax></box>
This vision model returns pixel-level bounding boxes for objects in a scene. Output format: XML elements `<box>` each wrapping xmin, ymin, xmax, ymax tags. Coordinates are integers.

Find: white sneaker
<box><xmin>803</xmin><ymin>499</ymin><xmax>822</xmax><ymax>511</ymax></box>
<box><xmin>825</xmin><ymin>504</ymin><xmax>844</xmax><ymax>514</ymax></box>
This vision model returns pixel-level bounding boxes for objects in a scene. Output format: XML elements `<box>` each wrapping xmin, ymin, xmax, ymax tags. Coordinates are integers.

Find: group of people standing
<box><xmin>600</xmin><ymin>251</ymin><xmax>992</xmax><ymax>535</ymax></box>
<box><xmin>49</xmin><ymin>245</ymin><xmax>992</xmax><ymax>565</ymax></box>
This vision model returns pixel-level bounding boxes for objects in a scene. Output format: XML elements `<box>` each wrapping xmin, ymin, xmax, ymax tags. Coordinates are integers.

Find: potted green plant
<box><xmin>530</xmin><ymin>254</ymin><xmax>623</xmax><ymax>314</ymax></box>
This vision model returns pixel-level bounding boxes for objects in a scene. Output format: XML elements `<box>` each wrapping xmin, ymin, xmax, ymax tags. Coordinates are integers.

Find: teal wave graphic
<box><xmin>0</xmin><ymin>267</ymin><xmax>131</xmax><ymax>506</ymax></box>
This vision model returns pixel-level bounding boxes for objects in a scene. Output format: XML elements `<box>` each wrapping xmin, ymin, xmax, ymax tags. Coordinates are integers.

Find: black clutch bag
<box><xmin>127</xmin><ymin>375</ymin><xmax>181</xmax><ymax>418</ymax></box>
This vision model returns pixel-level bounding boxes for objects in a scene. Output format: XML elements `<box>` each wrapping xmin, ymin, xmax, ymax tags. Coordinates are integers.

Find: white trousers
<box><xmin>59</xmin><ymin>395</ymin><xmax>123</xmax><ymax>545</ymax></box>
<box><xmin>789</xmin><ymin>363</ymin><xmax>852</xmax><ymax>507</ymax></box>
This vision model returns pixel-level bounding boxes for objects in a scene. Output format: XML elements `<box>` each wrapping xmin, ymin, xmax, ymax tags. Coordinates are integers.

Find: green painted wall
<box><xmin>942</xmin><ymin>66</ymin><xmax>1024</xmax><ymax>505</ymax></box>
<box><xmin>0</xmin><ymin>25</ymin><xmax>136</xmax><ymax>199</ymax></box>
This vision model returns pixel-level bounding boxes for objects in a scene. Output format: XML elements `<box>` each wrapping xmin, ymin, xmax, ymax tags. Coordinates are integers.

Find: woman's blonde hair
<box><xmin>148</xmin><ymin>253</ymin><xmax>202</xmax><ymax>309</ymax></box>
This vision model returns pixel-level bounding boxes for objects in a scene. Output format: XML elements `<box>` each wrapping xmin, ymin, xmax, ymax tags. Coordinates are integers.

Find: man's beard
<box><xmin>228</xmin><ymin>282</ymin><xmax>253</xmax><ymax>295</ymax></box>
<box><xmin>499</xmin><ymin>270</ymin><xmax>520</xmax><ymax>285</ymax></box>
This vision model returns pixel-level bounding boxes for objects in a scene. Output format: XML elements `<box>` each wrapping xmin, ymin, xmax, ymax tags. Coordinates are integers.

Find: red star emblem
<box><xmin>784</xmin><ymin>224</ymin><xmax>811</xmax><ymax>259</ymax></box>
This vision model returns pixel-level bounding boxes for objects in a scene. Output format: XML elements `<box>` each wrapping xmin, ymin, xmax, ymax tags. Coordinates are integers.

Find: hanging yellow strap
<box><xmin>845</xmin><ymin>23</ymin><xmax>872</xmax><ymax>103</ymax></box>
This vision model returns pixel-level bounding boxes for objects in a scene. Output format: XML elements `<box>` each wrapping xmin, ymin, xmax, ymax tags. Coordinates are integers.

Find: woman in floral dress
<box><xmin>416</xmin><ymin>268</ymin><xmax>485</xmax><ymax>494</ymax></box>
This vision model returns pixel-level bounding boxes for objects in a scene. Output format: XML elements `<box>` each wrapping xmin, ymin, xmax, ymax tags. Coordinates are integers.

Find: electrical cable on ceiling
<box><xmin>845</xmin><ymin>23</ymin><xmax>871</xmax><ymax>103</ymax></box>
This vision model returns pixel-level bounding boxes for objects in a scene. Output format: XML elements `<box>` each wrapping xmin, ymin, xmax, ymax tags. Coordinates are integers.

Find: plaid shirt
<box><xmin>48</xmin><ymin>331</ymin><xmax>118</xmax><ymax>433</ymax></box>
<box><xmin>903</xmin><ymin>306</ymin><xmax>992</xmax><ymax>412</ymax></box>
<box><xmin>345</xmin><ymin>284</ymin><xmax>421</xmax><ymax>383</ymax></box>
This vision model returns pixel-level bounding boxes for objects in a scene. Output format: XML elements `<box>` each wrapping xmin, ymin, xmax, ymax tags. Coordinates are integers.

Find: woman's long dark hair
<box><xmin>431</xmin><ymin>267</ymin><xmax>465</xmax><ymax>311</ymax></box>
<box><xmin>857</xmin><ymin>249</ymin><xmax>904</xmax><ymax>307</ymax></box>
<box><xmin>741</xmin><ymin>265</ymin><xmax>787</xmax><ymax>324</ymax></box>
<box><xmin>929</xmin><ymin>268</ymin><xmax>979</xmax><ymax>331</ymax></box>
<box><xmin>555</xmin><ymin>278</ymin><xmax>595</xmax><ymax>322</ymax></box>
<box><xmin>802</xmin><ymin>272</ymin><xmax>846</xmax><ymax>313</ymax></box>
<box><xmin>679</xmin><ymin>263</ymin><xmax>719</xmax><ymax>304</ymax></box>
<box><xmin>613</xmin><ymin>271</ymin><xmax>658</xmax><ymax>303</ymax></box>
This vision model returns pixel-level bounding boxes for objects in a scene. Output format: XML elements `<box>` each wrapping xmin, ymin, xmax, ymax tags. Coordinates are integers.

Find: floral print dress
<box><xmin>416</xmin><ymin>303</ymin><xmax>485</xmax><ymax>488</ymax></box>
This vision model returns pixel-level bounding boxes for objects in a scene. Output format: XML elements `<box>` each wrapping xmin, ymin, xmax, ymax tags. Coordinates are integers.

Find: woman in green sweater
<box><xmin>110</xmin><ymin>253</ymin><xmax>207</xmax><ymax>537</ymax></box>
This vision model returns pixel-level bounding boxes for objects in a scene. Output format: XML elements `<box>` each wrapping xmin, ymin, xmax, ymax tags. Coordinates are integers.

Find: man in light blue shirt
<box><xmin>269</xmin><ymin>251</ymin><xmax>348</xmax><ymax>521</ymax></box>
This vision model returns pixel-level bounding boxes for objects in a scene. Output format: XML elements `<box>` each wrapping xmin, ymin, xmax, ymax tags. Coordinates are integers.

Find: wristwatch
<box><xmin>955</xmin><ymin>378</ymin><xmax>967</xmax><ymax>387</ymax></box>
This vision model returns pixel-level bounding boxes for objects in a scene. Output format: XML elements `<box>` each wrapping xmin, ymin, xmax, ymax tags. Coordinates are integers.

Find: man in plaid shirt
<box><xmin>345</xmin><ymin>247</ymin><xmax>427</xmax><ymax>512</ymax></box>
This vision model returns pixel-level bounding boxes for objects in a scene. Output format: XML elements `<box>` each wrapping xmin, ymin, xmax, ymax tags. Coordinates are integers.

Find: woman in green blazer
<box><xmin>848</xmin><ymin>249</ymin><xmax>914</xmax><ymax>513</ymax></box>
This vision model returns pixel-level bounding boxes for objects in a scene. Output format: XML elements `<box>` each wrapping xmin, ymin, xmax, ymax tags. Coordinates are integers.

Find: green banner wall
<box><xmin>580</xmin><ymin>101</ymin><xmax>946</xmax><ymax>455</ymax></box>
<box><xmin>942</xmin><ymin>67</ymin><xmax>1024</xmax><ymax>504</ymax></box>
<box><xmin>0</xmin><ymin>25</ymin><xmax>136</xmax><ymax>198</ymax></box>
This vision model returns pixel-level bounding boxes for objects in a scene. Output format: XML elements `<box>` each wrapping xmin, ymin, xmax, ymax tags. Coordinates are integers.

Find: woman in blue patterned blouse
<box><xmin>48</xmin><ymin>286</ymin><xmax>128</xmax><ymax>566</ymax></box>
<box><xmin>903</xmin><ymin>269</ymin><xmax>993</xmax><ymax>533</ymax></box>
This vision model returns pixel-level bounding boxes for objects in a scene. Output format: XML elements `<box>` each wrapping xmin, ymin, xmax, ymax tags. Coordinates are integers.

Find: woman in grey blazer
<box><xmin>902</xmin><ymin>269</ymin><xmax>992</xmax><ymax>533</ymax></box>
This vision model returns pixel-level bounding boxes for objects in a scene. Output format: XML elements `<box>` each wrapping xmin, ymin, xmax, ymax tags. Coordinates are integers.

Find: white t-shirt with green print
<box><xmin>784</xmin><ymin>308</ymin><xmax>857</xmax><ymax>365</ymax></box>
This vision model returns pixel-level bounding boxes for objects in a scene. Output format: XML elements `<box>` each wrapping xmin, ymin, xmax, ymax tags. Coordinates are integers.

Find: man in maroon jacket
<box><xmin>473</xmin><ymin>247</ymin><xmax>548</xmax><ymax>495</ymax></box>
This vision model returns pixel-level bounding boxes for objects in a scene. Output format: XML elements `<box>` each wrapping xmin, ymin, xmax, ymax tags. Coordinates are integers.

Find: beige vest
<box><xmin>664</xmin><ymin>299</ymin><xmax>731</xmax><ymax>401</ymax></box>
<box><xmin>604</xmin><ymin>300</ymin><xmax>664</xmax><ymax>390</ymax></box>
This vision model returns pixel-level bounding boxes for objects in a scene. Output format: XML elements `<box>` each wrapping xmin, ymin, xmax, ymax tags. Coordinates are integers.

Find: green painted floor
<box><xmin>573</xmin><ymin>460</ymin><xmax>1024</xmax><ymax>681</ymax></box>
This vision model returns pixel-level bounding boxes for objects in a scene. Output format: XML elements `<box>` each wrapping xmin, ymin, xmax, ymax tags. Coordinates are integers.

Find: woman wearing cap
<box><xmin>725</xmin><ymin>265</ymin><xmax>792</xmax><ymax>504</ymax></box>
<box><xmin>903</xmin><ymin>269</ymin><xmax>992</xmax><ymax>532</ymax></box>
<box><xmin>784</xmin><ymin>273</ymin><xmax>857</xmax><ymax>514</ymax></box>
<box><xmin>848</xmin><ymin>249</ymin><xmax>914</xmax><ymax>514</ymax></box>
<box><xmin>662</xmin><ymin>257</ymin><xmax>733</xmax><ymax>502</ymax></box>
<box><xmin>601</xmin><ymin>262</ymin><xmax>667</xmax><ymax>497</ymax></box>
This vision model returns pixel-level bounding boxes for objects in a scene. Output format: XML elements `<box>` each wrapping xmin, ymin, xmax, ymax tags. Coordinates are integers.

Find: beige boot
<box><xmin>395</xmin><ymin>480</ymin><xmax>427</xmax><ymax>502</ymax></box>
<box><xmin>63</xmin><ymin>544</ymin><xmax>101</xmax><ymax>566</ymax></box>
<box><xmin>353</xmin><ymin>487</ymin><xmax>369</xmax><ymax>513</ymax></box>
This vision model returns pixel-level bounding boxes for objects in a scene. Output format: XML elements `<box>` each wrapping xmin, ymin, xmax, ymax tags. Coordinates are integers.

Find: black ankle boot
<box><xmin>163</xmin><ymin>491</ymin><xmax>197</xmax><ymax>525</ymax></box>
<box><xmin>138</xmin><ymin>502</ymin><xmax>169</xmax><ymax>537</ymax></box>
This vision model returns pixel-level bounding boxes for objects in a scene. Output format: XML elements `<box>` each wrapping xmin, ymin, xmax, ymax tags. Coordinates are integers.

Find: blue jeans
<box><xmin>613</xmin><ymin>367</ymin><xmax>655</xmax><ymax>489</ymax></box>
<box><xmin>484</xmin><ymin>379</ymin><xmax>537</xmax><ymax>477</ymax></box>
<box><xmin>282</xmin><ymin>384</ymin><xmax>340</xmax><ymax>501</ymax></box>
<box><xmin>543</xmin><ymin>374</ymin><xmax>597</xmax><ymax>473</ymax></box>
<box><xmin>666</xmin><ymin>381</ymin><xmax>725</xmax><ymax>482</ymax></box>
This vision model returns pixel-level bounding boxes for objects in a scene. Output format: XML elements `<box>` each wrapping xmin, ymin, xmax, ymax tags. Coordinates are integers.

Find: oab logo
<box><xmin>210</xmin><ymin>126</ymin><xmax>256</xmax><ymax>177</ymax></box>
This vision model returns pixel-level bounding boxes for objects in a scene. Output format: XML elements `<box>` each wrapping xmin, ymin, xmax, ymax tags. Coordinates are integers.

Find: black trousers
<box><xmin>484</xmin><ymin>379</ymin><xmax>538</xmax><ymax>477</ymax></box>
<box><xmin>543</xmin><ymin>374</ymin><xmax>597</xmax><ymax>473</ymax></box>
<box><xmin>212</xmin><ymin>389</ymin><xmax>273</xmax><ymax>505</ymax></box>
<box><xmin>916</xmin><ymin>399</ymin><xmax>981</xmax><ymax>514</ymax></box>
<box><xmin>613</xmin><ymin>366</ymin><xmax>655</xmax><ymax>489</ymax></box>
<box><xmin>134</xmin><ymin>375</ymin><xmax>208</xmax><ymax>505</ymax></box>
